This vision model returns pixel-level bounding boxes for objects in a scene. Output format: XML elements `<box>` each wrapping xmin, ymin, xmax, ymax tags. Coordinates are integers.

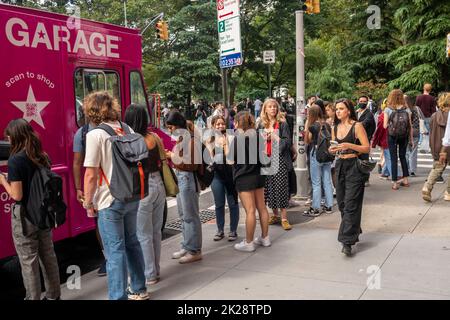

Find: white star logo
<box><xmin>11</xmin><ymin>85</ymin><xmax>50</xmax><ymax>129</ymax></box>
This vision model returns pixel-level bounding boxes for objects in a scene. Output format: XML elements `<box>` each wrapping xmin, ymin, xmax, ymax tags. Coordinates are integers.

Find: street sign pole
<box><xmin>263</xmin><ymin>50</ymin><xmax>275</xmax><ymax>98</ymax></box>
<box><xmin>217</xmin><ymin>0</ymin><xmax>243</xmax><ymax>109</ymax></box>
<box><xmin>294</xmin><ymin>10</ymin><xmax>309</xmax><ymax>198</ymax></box>
<box><xmin>221</xmin><ymin>68</ymin><xmax>228</xmax><ymax>109</ymax></box>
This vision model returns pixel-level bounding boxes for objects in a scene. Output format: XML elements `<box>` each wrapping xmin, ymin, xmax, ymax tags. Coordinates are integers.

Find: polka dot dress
<box><xmin>264</xmin><ymin>153</ymin><xmax>289</xmax><ymax>209</ymax></box>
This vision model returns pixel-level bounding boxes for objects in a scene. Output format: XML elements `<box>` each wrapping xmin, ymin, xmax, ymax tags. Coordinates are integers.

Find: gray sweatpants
<box><xmin>12</xmin><ymin>204</ymin><xmax>61</xmax><ymax>300</ymax></box>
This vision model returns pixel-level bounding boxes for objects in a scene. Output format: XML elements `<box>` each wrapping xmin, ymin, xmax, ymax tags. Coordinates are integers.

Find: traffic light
<box><xmin>300</xmin><ymin>0</ymin><xmax>320</xmax><ymax>14</ymax></box>
<box><xmin>300</xmin><ymin>0</ymin><xmax>312</xmax><ymax>12</ymax></box>
<box><xmin>312</xmin><ymin>0</ymin><xmax>320</xmax><ymax>14</ymax></box>
<box><xmin>156</xmin><ymin>20</ymin><xmax>169</xmax><ymax>41</ymax></box>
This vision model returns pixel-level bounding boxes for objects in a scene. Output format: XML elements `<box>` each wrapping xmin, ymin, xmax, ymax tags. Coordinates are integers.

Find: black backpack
<box><xmin>27</xmin><ymin>167</ymin><xmax>67</xmax><ymax>230</ymax></box>
<box><xmin>388</xmin><ymin>109</ymin><xmax>410</xmax><ymax>138</ymax></box>
<box><xmin>97</xmin><ymin>122</ymin><xmax>150</xmax><ymax>202</ymax></box>
<box><xmin>313</xmin><ymin>123</ymin><xmax>335</xmax><ymax>163</ymax></box>
<box><xmin>195</xmin><ymin>137</ymin><xmax>214</xmax><ymax>191</ymax></box>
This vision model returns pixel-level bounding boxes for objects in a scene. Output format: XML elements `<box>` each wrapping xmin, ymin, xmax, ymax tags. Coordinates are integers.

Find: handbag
<box><xmin>356</xmin><ymin>157</ymin><xmax>377</xmax><ymax>175</ymax></box>
<box><xmin>152</xmin><ymin>133</ymin><xmax>179</xmax><ymax>197</ymax></box>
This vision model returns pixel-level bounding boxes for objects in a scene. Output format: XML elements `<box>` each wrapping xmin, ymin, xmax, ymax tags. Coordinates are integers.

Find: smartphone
<box><xmin>330</xmin><ymin>140</ymin><xmax>339</xmax><ymax>146</ymax></box>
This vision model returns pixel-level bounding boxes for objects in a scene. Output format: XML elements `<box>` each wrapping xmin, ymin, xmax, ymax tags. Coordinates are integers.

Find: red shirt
<box><xmin>372</xmin><ymin>112</ymin><xmax>388</xmax><ymax>149</ymax></box>
<box><xmin>416</xmin><ymin>94</ymin><xmax>437</xmax><ymax>118</ymax></box>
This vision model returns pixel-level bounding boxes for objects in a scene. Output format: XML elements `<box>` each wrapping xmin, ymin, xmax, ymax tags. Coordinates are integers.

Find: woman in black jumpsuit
<box><xmin>330</xmin><ymin>99</ymin><xmax>370</xmax><ymax>256</ymax></box>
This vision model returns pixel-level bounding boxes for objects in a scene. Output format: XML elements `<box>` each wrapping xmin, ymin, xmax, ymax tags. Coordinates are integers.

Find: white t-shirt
<box><xmin>84</xmin><ymin>121</ymin><xmax>130</xmax><ymax>211</ymax></box>
<box><xmin>443</xmin><ymin>112</ymin><xmax>450</xmax><ymax>147</ymax></box>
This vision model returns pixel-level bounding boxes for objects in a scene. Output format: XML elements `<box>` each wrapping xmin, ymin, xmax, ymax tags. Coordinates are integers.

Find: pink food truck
<box><xmin>0</xmin><ymin>3</ymin><xmax>172</xmax><ymax>261</ymax></box>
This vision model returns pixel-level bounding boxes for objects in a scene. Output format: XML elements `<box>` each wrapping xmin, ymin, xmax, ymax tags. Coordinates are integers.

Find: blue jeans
<box><xmin>310</xmin><ymin>149</ymin><xmax>333</xmax><ymax>210</ymax></box>
<box><xmin>255</xmin><ymin>109</ymin><xmax>260</xmax><ymax>118</ymax></box>
<box><xmin>211</xmin><ymin>176</ymin><xmax>239</xmax><ymax>234</ymax></box>
<box><xmin>98</xmin><ymin>199</ymin><xmax>146</xmax><ymax>300</ymax></box>
<box><xmin>176</xmin><ymin>171</ymin><xmax>202</xmax><ymax>253</ymax></box>
<box><xmin>137</xmin><ymin>172</ymin><xmax>166</xmax><ymax>281</ymax></box>
<box><xmin>406</xmin><ymin>136</ymin><xmax>420</xmax><ymax>174</ymax></box>
<box><xmin>382</xmin><ymin>148</ymin><xmax>391</xmax><ymax>177</ymax></box>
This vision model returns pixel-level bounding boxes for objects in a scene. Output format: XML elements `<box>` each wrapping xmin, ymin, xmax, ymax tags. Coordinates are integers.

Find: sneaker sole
<box><xmin>179</xmin><ymin>257</ymin><xmax>202</xmax><ymax>264</ymax></box>
<box><xmin>422</xmin><ymin>190</ymin><xmax>431</xmax><ymax>202</ymax></box>
<box><xmin>234</xmin><ymin>246</ymin><xmax>256</xmax><ymax>252</ymax></box>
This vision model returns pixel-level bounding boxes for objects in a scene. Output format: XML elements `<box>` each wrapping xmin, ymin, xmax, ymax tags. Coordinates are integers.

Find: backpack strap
<box><xmin>350</xmin><ymin>122</ymin><xmax>357</xmax><ymax>144</ymax></box>
<box><xmin>97</xmin><ymin>123</ymin><xmax>118</xmax><ymax>136</ymax></box>
<box><xmin>81</xmin><ymin>124</ymin><xmax>90</xmax><ymax>154</ymax></box>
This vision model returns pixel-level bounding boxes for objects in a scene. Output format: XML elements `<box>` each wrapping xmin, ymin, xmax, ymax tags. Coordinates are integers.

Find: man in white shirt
<box><xmin>83</xmin><ymin>92</ymin><xmax>148</xmax><ymax>300</ymax></box>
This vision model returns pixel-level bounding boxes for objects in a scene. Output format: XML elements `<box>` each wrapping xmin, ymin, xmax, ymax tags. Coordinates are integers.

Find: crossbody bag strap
<box><xmin>150</xmin><ymin>132</ymin><xmax>167</xmax><ymax>162</ymax></box>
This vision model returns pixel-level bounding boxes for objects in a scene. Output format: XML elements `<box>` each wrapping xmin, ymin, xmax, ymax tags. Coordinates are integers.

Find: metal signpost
<box><xmin>217</xmin><ymin>0</ymin><xmax>243</xmax><ymax>108</ymax></box>
<box><xmin>217</xmin><ymin>0</ymin><xmax>243</xmax><ymax>68</ymax></box>
<box><xmin>263</xmin><ymin>50</ymin><xmax>275</xmax><ymax>98</ymax></box>
<box><xmin>294</xmin><ymin>10</ymin><xmax>309</xmax><ymax>198</ymax></box>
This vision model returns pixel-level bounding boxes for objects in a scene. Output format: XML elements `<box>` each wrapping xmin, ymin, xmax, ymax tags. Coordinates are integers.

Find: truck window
<box><xmin>130</xmin><ymin>71</ymin><xmax>150</xmax><ymax>122</ymax></box>
<box><xmin>75</xmin><ymin>69</ymin><xmax>121</xmax><ymax>127</ymax></box>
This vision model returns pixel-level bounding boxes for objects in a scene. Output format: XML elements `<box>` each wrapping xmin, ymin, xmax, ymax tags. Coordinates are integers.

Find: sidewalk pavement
<box><xmin>61</xmin><ymin>170</ymin><xmax>450</xmax><ymax>300</ymax></box>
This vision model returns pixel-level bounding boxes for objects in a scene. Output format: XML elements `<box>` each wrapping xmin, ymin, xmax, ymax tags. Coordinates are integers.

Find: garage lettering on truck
<box><xmin>6</xmin><ymin>17</ymin><xmax>120</xmax><ymax>58</ymax></box>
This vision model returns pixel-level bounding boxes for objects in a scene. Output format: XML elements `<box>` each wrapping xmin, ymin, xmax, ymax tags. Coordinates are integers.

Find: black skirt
<box><xmin>235</xmin><ymin>174</ymin><xmax>266</xmax><ymax>192</ymax></box>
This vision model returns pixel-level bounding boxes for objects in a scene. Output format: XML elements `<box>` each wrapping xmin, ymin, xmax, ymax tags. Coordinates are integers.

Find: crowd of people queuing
<box><xmin>1</xmin><ymin>83</ymin><xmax>449</xmax><ymax>300</ymax></box>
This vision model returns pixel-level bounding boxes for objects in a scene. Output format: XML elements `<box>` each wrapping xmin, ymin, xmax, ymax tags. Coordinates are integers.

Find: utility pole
<box><xmin>123</xmin><ymin>0</ymin><xmax>128</xmax><ymax>27</ymax></box>
<box><xmin>294</xmin><ymin>10</ymin><xmax>309</xmax><ymax>198</ymax></box>
<box><xmin>268</xmin><ymin>64</ymin><xmax>272</xmax><ymax>98</ymax></box>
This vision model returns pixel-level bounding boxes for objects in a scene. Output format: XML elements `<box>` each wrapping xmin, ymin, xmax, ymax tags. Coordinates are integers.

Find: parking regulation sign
<box><xmin>217</xmin><ymin>0</ymin><xmax>243</xmax><ymax>68</ymax></box>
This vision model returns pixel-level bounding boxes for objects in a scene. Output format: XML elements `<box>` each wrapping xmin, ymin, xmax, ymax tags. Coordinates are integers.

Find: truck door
<box><xmin>70</xmin><ymin>68</ymin><xmax>122</xmax><ymax>235</ymax></box>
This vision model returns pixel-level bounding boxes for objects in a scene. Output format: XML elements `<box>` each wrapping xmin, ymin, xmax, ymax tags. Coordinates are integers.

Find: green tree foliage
<box><xmin>154</xmin><ymin>2</ymin><xmax>220</xmax><ymax>106</ymax></box>
<box><xmin>387</xmin><ymin>0</ymin><xmax>450</xmax><ymax>92</ymax></box>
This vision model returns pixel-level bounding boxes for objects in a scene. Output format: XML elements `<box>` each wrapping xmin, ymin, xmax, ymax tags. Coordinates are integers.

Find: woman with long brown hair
<box><xmin>227</xmin><ymin>111</ymin><xmax>271</xmax><ymax>252</ymax></box>
<box><xmin>0</xmin><ymin>119</ymin><xmax>61</xmax><ymax>300</ymax></box>
<box><xmin>304</xmin><ymin>105</ymin><xmax>334</xmax><ymax>217</ymax></box>
<box><xmin>329</xmin><ymin>99</ymin><xmax>370</xmax><ymax>256</ymax></box>
<box><xmin>207</xmin><ymin>115</ymin><xmax>240</xmax><ymax>241</ymax></box>
<box><xmin>383</xmin><ymin>89</ymin><xmax>413</xmax><ymax>190</ymax></box>
<box><xmin>260</xmin><ymin>99</ymin><xmax>293</xmax><ymax>230</ymax></box>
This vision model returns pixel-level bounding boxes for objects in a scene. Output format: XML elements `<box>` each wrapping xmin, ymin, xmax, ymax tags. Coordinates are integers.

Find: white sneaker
<box><xmin>234</xmin><ymin>240</ymin><xmax>256</xmax><ymax>252</ymax></box>
<box><xmin>172</xmin><ymin>248</ymin><xmax>188</xmax><ymax>259</ymax></box>
<box><xmin>288</xmin><ymin>199</ymin><xmax>301</xmax><ymax>208</ymax></box>
<box><xmin>254</xmin><ymin>236</ymin><xmax>271</xmax><ymax>247</ymax></box>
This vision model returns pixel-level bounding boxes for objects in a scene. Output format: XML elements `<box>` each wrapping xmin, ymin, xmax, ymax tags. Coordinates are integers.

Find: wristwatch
<box><xmin>83</xmin><ymin>202</ymin><xmax>95</xmax><ymax>210</ymax></box>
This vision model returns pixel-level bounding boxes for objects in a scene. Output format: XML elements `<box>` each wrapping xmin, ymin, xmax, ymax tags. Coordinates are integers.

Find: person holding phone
<box><xmin>304</xmin><ymin>105</ymin><xmax>334</xmax><ymax>217</ymax></box>
<box><xmin>329</xmin><ymin>99</ymin><xmax>370</xmax><ymax>257</ymax></box>
<box><xmin>0</xmin><ymin>119</ymin><xmax>61</xmax><ymax>300</ymax></box>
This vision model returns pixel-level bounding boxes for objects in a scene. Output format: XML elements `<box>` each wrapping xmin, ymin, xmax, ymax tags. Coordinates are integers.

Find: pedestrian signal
<box><xmin>156</xmin><ymin>20</ymin><xmax>169</xmax><ymax>41</ymax></box>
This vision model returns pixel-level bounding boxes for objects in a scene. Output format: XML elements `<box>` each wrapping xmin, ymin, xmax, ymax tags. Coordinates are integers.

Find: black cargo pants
<box><xmin>335</xmin><ymin>158</ymin><xmax>366</xmax><ymax>245</ymax></box>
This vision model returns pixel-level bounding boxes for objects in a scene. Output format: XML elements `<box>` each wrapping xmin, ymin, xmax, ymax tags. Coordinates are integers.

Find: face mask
<box><xmin>358</xmin><ymin>103</ymin><xmax>368</xmax><ymax>109</ymax></box>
